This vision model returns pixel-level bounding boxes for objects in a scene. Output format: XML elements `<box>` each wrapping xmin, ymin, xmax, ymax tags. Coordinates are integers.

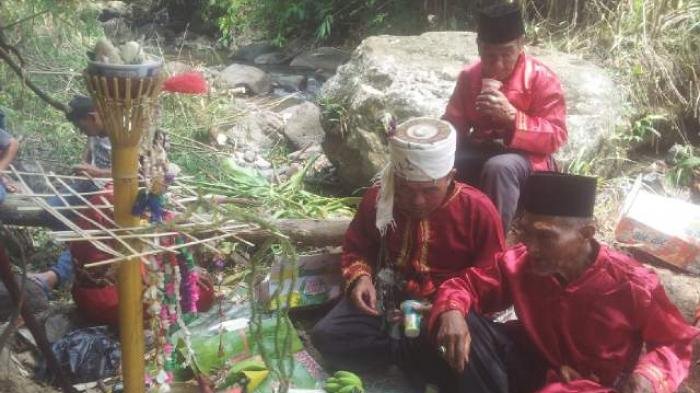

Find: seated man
<box><xmin>0</xmin><ymin>124</ymin><xmax>19</xmax><ymax>203</ymax></box>
<box><xmin>44</xmin><ymin>95</ymin><xmax>112</xmax><ymax>229</ymax></box>
<box><xmin>430</xmin><ymin>172</ymin><xmax>699</xmax><ymax>393</ymax></box>
<box><xmin>312</xmin><ymin>118</ymin><xmax>504</xmax><ymax>379</ymax></box>
<box><xmin>66</xmin><ymin>95</ymin><xmax>112</xmax><ymax>183</ymax></box>
<box><xmin>443</xmin><ymin>3</ymin><xmax>567</xmax><ymax>231</ymax></box>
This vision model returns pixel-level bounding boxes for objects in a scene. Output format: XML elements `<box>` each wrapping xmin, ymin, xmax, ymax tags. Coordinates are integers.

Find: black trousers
<box><xmin>311</xmin><ymin>298</ymin><xmax>547</xmax><ymax>393</ymax></box>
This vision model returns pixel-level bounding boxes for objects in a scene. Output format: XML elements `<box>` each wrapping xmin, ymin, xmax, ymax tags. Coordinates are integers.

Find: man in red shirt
<box><xmin>312</xmin><ymin>118</ymin><xmax>504</xmax><ymax>379</ymax></box>
<box><xmin>430</xmin><ymin>173</ymin><xmax>699</xmax><ymax>393</ymax></box>
<box><xmin>443</xmin><ymin>4</ymin><xmax>567</xmax><ymax>231</ymax></box>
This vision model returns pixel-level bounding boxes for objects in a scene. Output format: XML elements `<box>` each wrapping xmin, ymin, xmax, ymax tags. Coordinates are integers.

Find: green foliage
<box><xmin>206</xmin><ymin>0</ymin><xmax>381</xmax><ymax>45</ymax></box>
<box><xmin>206</xmin><ymin>0</ymin><xmax>471</xmax><ymax>45</ymax></box>
<box><xmin>667</xmin><ymin>145</ymin><xmax>700</xmax><ymax>187</ymax></box>
<box><xmin>611</xmin><ymin>113</ymin><xmax>666</xmax><ymax>149</ymax></box>
<box><xmin>0</xmin><ymin>1</ymin><xmax>102</xmax><ymax>164</ymax></box>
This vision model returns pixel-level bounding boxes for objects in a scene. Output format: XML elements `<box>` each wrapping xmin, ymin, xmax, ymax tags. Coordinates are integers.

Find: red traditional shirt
<box><xmin>430</xmin><ymin>243</ymin><xmax>700</xmax><ymax>393</ymax></box>
<box><xmin>342</xmin><ymin>182</ymin><xmax>504</xmax><ymax>300</ymax></box>
<box><xmin>443</xmin><ymin>53</ymin><xmax>567</xmax><ymax>171</ymax></box>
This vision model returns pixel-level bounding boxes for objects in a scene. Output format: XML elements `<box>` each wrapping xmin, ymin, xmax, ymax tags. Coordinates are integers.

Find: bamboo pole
<box><xmin>84</xmin><ymin>70</ymin><xmax>163</xmax><ymax>393</ymax></box>
<box><xmin>112</xmin><ymin>146</ymin><xmax>144</xmax><ymax>393</ymax></box>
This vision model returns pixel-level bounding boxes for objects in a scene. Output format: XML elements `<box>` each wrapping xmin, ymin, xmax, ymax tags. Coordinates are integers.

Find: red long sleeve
<box><xmin>509</xmin><ymin>68</ymin><xmax>567</xmax><ymax>155</ymax></box>
<box><xmin>341</xmin><ymin>188</ymin><xmax>380</xmax><ymax>289</ymax></box>
<box><xmin>632</xmin><ymin>280</ymin><xmax>699</xmax><ymax>393</ymax></box>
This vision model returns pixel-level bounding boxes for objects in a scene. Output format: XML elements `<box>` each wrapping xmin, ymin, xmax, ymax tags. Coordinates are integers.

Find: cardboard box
<box><xmin>615</xmin><ymin>178</ymin><xmax>700</xmax><ymax>275</ymax></box>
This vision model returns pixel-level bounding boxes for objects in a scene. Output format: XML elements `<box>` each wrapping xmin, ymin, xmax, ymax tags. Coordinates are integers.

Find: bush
<box><xmin>208</xmin><ymin>0</ymin><xmax>477</xmax><ymax>46</ymax></box>
<box><xmin>523</xmin><ymin>0</ymin><xmax>700</xmax><ymax>147</ymax></box>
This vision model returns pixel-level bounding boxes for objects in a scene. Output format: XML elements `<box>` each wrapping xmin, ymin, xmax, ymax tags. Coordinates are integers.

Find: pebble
<box><xmin>243</xmin><ymin>150</ymin><xmax>257</xmax><ymax>163</ymax></box>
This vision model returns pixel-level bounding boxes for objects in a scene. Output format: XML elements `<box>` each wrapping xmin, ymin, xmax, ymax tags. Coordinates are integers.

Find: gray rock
<box><xmin>243</xmin><ymin>150</ymin><xmax>257</xmax><ymax>163</ymax></box>
<box><xmin>267</xmin><ymin>94</ymin><xmax>307</xmax><ymax>113</ymax></box>
<box><xmin>226</xmin><ymin>110</ymin><xmax>284</xmax><ymax>150</ymax></box>
<box><xmin>281</xmin><ymin>102</ymin><xmax>325</xmax><ymax>150</ymax></box>
<box><xmin>255</xmin><ymin>157</ymin><xmax>272</xmax><ymax>169</ymax></box>
<box><xmin>232</xmin><ymin>42</ymin><xmax>278</xmax><ymax>62</ymax></box>
<box><xmin>218</xmin><ymin>63</ymin><xmax>272</xmax><ymax>95</ymax></box>
<box><xmin>647</xmin><ymin>264</ymin><xmax>700</xmax><ymax>323</ymax></box>
<box><xmin>286</xmin><ymin>162</ymin><xmax>303</xmax><ymax>177</ymax></box>
<box><xmin>254</xmin><ymin>52</ymin><xmax>291</xmax><ymax>65</ymax></box>
<box><xmin>290</xmin><ymin>47</ymin><xmax>350</xmax><ymax>72</ymax></box>
<box><xmin>320</xmin><ymin>32</ymin><xmax>628</xmax><ymax>191</ymax></box>
<box><xmin>100</xmin><ymin>1</ymin><xmax>131</xmax><ymax>20</ymax></box>
<box><xmin>272</xmin><ymin>74</ymin><xmax>306</xmax><ymax>92</ymax></box>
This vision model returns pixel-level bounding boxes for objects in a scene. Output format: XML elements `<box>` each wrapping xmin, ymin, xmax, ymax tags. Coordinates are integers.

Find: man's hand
<box><xmin>436</xmin><ymin>310</ymin><xmax>471</xmax><ymax>373</ymax></box>
<box><xmin>475</xmin><ymin>90</ymin><xmax>517</xmax><ymax>129</ymax></box>
<box><xmin>620</xmin><ymin>374</ymin><xmax>653</xmax><ymax>393</ymax></box>
<box><xmin>72</xmin><ymin>163</ymin><xmax>104</xmax><ymax>178</ymax></box>
<box><xmin>0</xmin><ymin>175</ymin><xmax>17</xmax><ymax>193</ymax></box>
<box><xmin>350</xmin><ymin>275</ymin><xmax>379</xmax><ymax>316</ymax></box>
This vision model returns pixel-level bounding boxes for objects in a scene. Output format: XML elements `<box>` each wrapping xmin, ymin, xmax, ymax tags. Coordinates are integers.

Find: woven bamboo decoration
<box><xmin>84</xmin><ymin>70</ymin><xmax>164</xmax><ymax>393</ymax></box>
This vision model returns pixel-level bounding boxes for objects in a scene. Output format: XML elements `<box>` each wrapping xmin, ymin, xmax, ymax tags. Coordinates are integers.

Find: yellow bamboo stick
<box><xmin>112</xmin><ymin>146</ymin><xmax>144</xmax><ymax>393</ymax></box>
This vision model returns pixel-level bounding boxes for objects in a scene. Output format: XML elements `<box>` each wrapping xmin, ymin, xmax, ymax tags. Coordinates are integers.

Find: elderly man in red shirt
<box><xmin>443</xmin><ymin>4</ymin><xmax>567</xmax><ymax>231</ymax></box>
<box><xmin>430</xmin><ymin>173</ymin><xmax>699</xmax><ymax>393</ymax></box>
<box><xmin>311</xmin><ymin>118</ymin><xmax>504</xmax><ymax>381</ymax></box>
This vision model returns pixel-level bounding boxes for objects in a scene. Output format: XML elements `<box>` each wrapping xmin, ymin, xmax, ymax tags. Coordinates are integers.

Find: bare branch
<box><xmin>0</xmin><ymin>46</ymin><xmax>69</xmax><ymax>113</ymax></box>
<box><xmin>3</xmin><ymin>9</ymin><xmax>50</xmax><ymax>30</ymax></box>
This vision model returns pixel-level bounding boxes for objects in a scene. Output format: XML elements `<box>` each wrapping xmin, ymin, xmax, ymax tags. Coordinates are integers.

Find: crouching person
<box><xmin>68</xmin><ymin>186</ymin><xmax>215</xmax><ymax>326</ymax></box>
<box><xmin>311</xmin><ymin>118</ymin><xmax>505</xmax><ymax>386</ymax></box>
<box><xmin>430</xmin><ymin>172</ymin><xmax>700</xmax><ymax>393</ymax></box>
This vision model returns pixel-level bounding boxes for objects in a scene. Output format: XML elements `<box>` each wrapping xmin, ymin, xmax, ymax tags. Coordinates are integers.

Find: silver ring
<box><xmin>438</xmin><ymin>345</ymin><xmax>446</xmax><ymax>355</ymax></box>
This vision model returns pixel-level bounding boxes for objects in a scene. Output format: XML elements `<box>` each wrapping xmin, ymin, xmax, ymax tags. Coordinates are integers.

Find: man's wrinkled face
<box><xmin>478</xmin><ymin>38</ymin><xmax>524</xmax><ymax>81</ymax></box>
<box><xmin>75</xmin><ymin>112</ymin><xmax>104</xmax><ymax>137</ymax></box>
<box><xmin>516</xmin><ymin>212</ymin><xmax>592</xmax><ymax>276</ymax></box>
<box><xmin>394</xmin><ymin>171</ymin><xmax>454</xmax><ymax>218</ymax></box>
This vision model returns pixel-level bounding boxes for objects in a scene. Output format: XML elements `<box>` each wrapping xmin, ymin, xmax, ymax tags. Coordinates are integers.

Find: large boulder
<box><xmin>290</xmin><ymin>47</ymin><xmax>350</xmax><ymax>72</ymax></box>
<box><xmin>217</xmin><ymin>64</ymin><xmax>272</xmax><ymax>95</ymax></box>
<box><xmin>320</xmin><ymin>31</ymin><xmax>626</xmax><ymax>192</ymax></box>
<box><xmin>281</xmin><ymin>102</ymin><xmax>325</xmax><ymax>149</ymax></box>
<box><xmin>226</xmin><ymin>110</ymin><xmax>284</xmax><ymax>151</ymax></box>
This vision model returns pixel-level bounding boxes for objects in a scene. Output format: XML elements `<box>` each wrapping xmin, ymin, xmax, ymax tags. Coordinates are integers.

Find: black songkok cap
<box><xmin>477</xmin><ymin>3</ymin><xmax>525</xmax><ymax>44</ymax></box>
<box><xmin>522</xmin><ymin>172</ymin><xmax>597</xmax><ymax>218</ymax></box>
<box><xmin>66</xmin><ymin>95</ymin><xmax>95</xmax><ymax>123</ymax></box>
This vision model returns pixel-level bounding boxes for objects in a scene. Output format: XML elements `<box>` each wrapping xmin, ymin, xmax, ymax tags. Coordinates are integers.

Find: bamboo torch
<box><xmin>84</xmin><ymin>64</ymin><xmax>164</xmax><ymax>393</ymax></box>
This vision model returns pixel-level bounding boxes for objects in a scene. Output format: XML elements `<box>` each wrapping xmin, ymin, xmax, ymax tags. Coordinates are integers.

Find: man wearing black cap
<box><xmin>426</xmin><ymin>173</ymin><xmax>699</xmax><ymax>393</ymax></box>
<box><xmin>443</xmin><ymin>2</ymin><xmax>567</xmax><ymax>232</ymax></box>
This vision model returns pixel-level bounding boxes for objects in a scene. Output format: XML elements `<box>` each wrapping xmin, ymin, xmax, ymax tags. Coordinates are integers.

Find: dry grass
<box><xmin>524</xmin><ymin>0</ymin><xmax>700</xmax><ymax>146</ymax></box>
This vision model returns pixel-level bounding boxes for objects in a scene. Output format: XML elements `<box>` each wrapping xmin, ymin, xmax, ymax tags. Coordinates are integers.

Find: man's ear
<box><xmin>579</xmin><ymin>221</ymin><xmax>596</xmax><ymax>240</ymax></box>
<box><xmin>87</xmin><ymin>112</ymin><xmax>99</xmax><ymax>124</ymax></box>
<box><xmin>446</xmin><ymin>168</ymin><xmax>457</xmax><ymax>184</ymax></box>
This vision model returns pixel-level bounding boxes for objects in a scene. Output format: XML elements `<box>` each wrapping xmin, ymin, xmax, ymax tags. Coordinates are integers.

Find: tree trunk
<box><xmin>0</xmin><ymin>194</ymin><xmax>351</xmax><ymax>247</ymax></box>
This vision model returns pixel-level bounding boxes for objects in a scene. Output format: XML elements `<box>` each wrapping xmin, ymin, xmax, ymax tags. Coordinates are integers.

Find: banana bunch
<box><xmin>324</xmin><ymin>370</ymin><xmax>364</xmax><ymax>393</ymax></box>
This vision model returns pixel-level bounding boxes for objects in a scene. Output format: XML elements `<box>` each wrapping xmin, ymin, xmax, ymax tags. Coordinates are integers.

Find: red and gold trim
<box><xmin>417</xmin><ymin>219</ymin><xmax>431</xmax><ymax>274</ymax></box>
<box><xmin>396</xmin><ymin>223</ymin><xmax>414</xmax><ymax>267</ymax></box>
<box><xmin>342</xmin><ymin>260</ymin><xmax>373</xmax><ymax>291</ymax></box>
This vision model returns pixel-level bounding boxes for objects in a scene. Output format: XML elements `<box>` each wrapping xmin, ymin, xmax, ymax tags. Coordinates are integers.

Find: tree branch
<box><xmin>0</xmin><ymin>46</ymin><xmax>69</xmax><ymax>113</ymax></box>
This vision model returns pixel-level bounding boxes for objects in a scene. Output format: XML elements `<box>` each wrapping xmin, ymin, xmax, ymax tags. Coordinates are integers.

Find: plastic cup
<box><xmin>401</xmin><ymin>300</ymin><xmax>423</xmax><ymax>338</ymax></box>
